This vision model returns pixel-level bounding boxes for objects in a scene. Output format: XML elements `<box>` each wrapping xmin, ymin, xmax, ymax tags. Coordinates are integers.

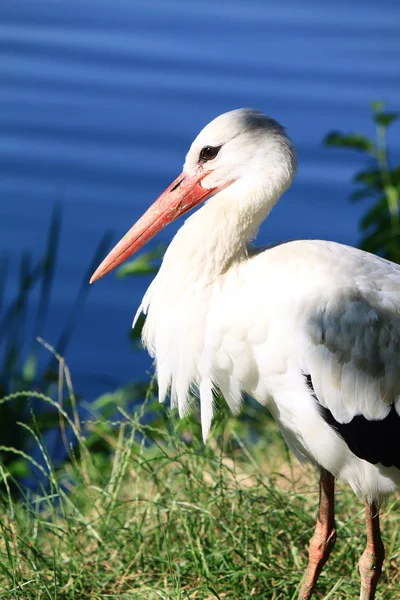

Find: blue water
<box><xmin>1</xmin><ymin>0</ymin><xmax>400</xmax><ymax>401</ymax></box>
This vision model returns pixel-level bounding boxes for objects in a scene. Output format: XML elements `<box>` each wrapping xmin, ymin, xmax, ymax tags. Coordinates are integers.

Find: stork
<box><xmin>90</xmin><ymin>109</ymin><xmax>400</xmax><ymax>599</ymax></box>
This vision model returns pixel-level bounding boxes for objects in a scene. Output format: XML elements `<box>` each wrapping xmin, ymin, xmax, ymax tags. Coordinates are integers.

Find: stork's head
<box><xmin>90</xmin><ymin>108</ymin><xmax>296</xmax><ymax>283</ymax></box>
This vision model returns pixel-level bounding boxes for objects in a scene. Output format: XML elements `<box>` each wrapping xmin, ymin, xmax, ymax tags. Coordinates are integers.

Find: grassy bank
<box><xmin>0</xmin><ymin>393</ymin><xmax>399</xmax><ymax>599</ymax></box>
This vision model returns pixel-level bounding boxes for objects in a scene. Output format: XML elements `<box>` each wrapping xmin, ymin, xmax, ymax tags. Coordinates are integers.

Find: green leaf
<box><xmin>370</xmin><ymin>100</ymin><xmax>385</xmax><ymax>113</ymax></box>
<box><xmin>385</xmin><ymin>184</ymin><xmax>400</xmax><ymax>219</ymax></box>
<box><xmin>374</xmin><ymin>112</ymin><xmax>400</xmax><ymax>127</ymax></box>
<box><xmin>117</xmin><ymin>255</ymin><xmax>160</xmax><ymax>277</ymax></box>
<box><xmin>22</xmin><ymin>353</ymin><xmax>37</xmax><ymax>383</ymax></box>
<box><xmin>117</xmin><ymin>245</ymin><xmax>164</xmax><ymax>279</ymax></box>
<box><xmin>360</xmin><ymin>196</ymin><xmax>389</xmax><ymax>230</ymax></box>
<box><xmin>353</xmin><ymin>169</ymin><xmax>383</xmax><ymax>189</ymax></box>
<box><xmin>323</xmin><ymin>131</ymin><xmax>374</xmax><ymax>153</ymax></box>
<box><xmin>8</xmin><ymin>458</ymin><xmax>29</xmax><ymax>478</ymax></box>
<box><xmin>92</xmin><ymin>390</ymin><xmax>123</xmax><ymax>411</ymax></box>
<box><xmin>392</xmin><ymin>168</ymin><xmax>400</xmax><ymax>186</ymax></box>
<box><xmin>361</xmin><ymin>221</ymin><xmax>400</xmax><ymax>253</ymax></box>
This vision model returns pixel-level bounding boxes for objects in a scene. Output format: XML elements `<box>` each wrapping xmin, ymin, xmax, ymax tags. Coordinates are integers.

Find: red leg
<box><xmin>359</xmin><ymin>501</ymin><xmax>385</xmax><ymax>600</ymax></box>
<box><xmin>298</xmin><ymin>470</ymin><xmax>337</xmax><ymax>600</ymax></box>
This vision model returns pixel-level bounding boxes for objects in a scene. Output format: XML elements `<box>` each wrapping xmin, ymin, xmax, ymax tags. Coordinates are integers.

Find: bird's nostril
<box><xmin>170</xmin><ymin>177</ymin><xmax>186</xmax><ymax>193</ymax></box>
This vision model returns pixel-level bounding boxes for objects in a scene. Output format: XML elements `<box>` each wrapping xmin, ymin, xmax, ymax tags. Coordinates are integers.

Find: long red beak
<box><xmin>90</xmin><ymin>172</ymin><xmax>217</xmax><ymax>283</ymax></box>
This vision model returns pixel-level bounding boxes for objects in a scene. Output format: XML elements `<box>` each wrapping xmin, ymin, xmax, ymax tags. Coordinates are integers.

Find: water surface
<box><xmin>1</xmin><ymin>0</ymin><xmax>400</xmax><ymax>399</ymax></box>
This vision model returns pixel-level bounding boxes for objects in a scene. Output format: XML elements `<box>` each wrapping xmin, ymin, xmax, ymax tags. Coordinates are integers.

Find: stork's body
<box><xmin>91</xmin><ymin>109</ymin><xmax>399</xmax><ymax>599</ymax></box>
<box><xmin>139</xmin><ymin>234</ymin><xmax>400</xmax><ymax>501</ymax></box>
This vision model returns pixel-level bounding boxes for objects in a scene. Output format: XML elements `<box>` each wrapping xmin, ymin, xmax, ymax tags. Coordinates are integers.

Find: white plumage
<box><xmin>92</xmin><ymin>108</ymin><xmax>398</xmax><ymax>599</ymax></box>
<box><xmin>128</xmin><ymin>109</ymin><xmax>400</xmax><ymax>502</ymax></box>
<box><xmin>137</xmin><ymin>235</ymin><xmax>400</xmax><ymax>500</ymax></box>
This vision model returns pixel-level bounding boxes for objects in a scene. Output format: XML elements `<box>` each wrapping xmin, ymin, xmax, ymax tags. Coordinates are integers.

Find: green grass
<box><xmin>0</xmin><ymin>391</ymin><xmax>399</xmax><ymax>600</ymax></box>
<box><xmin>0</xmin><ymin>206</ymin><xmax>111</xmax><ymax>480</ymax></box>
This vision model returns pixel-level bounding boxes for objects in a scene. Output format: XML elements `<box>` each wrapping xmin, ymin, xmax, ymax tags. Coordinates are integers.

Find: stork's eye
<box><xmin>199</xmin><ymin>145</ymin><xmax>221</xmax><ymax>162</ymax></box>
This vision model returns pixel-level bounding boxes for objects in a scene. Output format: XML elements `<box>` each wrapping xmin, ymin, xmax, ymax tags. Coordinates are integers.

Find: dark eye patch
<box><xmin>199</xmin><ymin>145</ymin><xmax>222</xmax><ymax>163</ymax></box>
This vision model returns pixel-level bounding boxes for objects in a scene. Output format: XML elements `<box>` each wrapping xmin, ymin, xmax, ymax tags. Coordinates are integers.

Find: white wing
<box><xmin>304</xmin><ymin>254</ymin><xmax>400</xmax><ymax>424</ymax></box>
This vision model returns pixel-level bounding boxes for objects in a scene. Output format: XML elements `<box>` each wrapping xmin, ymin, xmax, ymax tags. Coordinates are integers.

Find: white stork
<box><xmin>90</xmin><ymin>109</ymin><xmax>400</xmax><ymax>599</ymax></box>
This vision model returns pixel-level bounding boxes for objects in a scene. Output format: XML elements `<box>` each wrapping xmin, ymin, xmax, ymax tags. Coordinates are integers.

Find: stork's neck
<box><xmin>159</xmin><ymin>186</ymin><xmax>279</xmax><ymax>285</ymax></box>
<box><xmin>140</xmin><ymin>176</ymin><xmax>287</xmax><ymax>418</ymax></box>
